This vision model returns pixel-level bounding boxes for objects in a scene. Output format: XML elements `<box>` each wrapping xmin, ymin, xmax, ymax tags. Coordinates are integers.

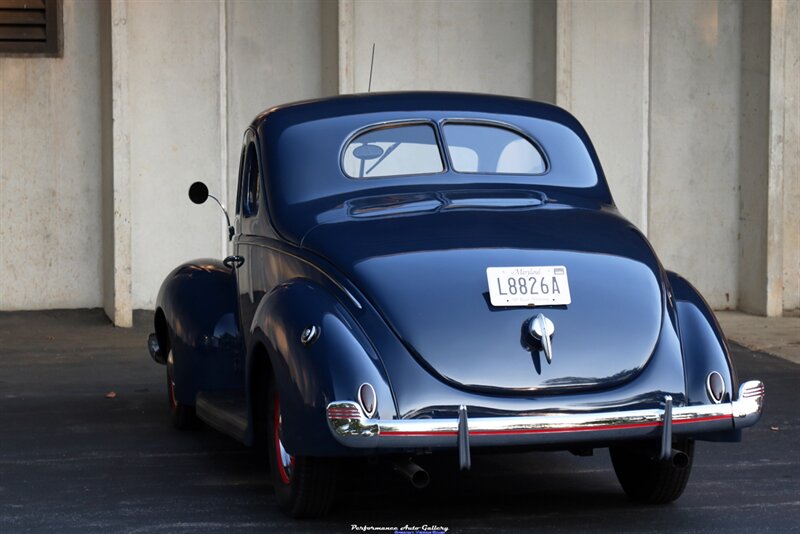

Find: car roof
<box><xmin>248</xmin><ymin>91</ymin><xmax>613</xmax><ymax>245</ymax></box>
<box><xmin>251</xmin><ymin>91</ymin><xmax>580</xmax><ymax>131</ymax></box>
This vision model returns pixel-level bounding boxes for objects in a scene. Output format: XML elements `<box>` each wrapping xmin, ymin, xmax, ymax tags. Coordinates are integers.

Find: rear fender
<box><xmin>248</xmin><ymin>278</ymin><xmax>396</xmax><ymax>456</ymax></box>
<box><xmin>668</xmin><ymin>272</ymin><xmax>737</xmax><ymax>408</ymax></box>
<box><xmin>155</xmin><ymin>259</ymin><xmax>245</xmax><ymax>405</ymax></box>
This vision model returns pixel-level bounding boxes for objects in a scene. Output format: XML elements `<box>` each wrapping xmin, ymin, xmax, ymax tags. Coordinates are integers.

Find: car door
<box><xmin>234</xmin><ymin>131</ymin><xmax>260</xmax><ymax>340</ymax></box>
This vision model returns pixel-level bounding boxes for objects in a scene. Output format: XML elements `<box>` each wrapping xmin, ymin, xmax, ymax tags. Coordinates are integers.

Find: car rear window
<box><xmin>343</xmin><ymin>123</ymin><xmax>444</xmax><ymax>179</ymax></box>
<box><xmin>443</xmin><ymin>123</ymin><xmax>547</xmax><ymax>175</ymax></box>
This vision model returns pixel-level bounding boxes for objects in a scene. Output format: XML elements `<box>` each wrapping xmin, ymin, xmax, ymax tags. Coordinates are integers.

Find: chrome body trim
<box><xmin>300</xmin><ymin>325</ymin><xmax>320</xmax><ymax>346</ymax></box>
<box><xmin>326</xmin><ymin>380</ymin><xmax>765</xmax><ymax>449</ymax></box>
<box><xmin>732</xmin><ymin>380</ymin><xmax>765</xmax><ymax>429</ymax></box>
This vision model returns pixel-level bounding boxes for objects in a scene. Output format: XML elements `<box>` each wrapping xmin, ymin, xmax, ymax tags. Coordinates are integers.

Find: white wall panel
<box><xmin>225</xmin><ymin>0</ymin><xmax>327</xmax><ymax>218</ymax></box>
<box><xmin>351</xmin><ymin>0</ymin><xmax>534</xmax><ymax>97</ymax></box>
<box><xmin>0</xmin><ymin>0</ymin><xmax>105</xmax><ymax>309</ymax></box>
<box><xmin>128</xmin><ymin>0</ymin><xmax>222</xmax><ymax>309</ymax></box>
<box><xmin>649</xmin><ymin>0</ymin><xmax>742</xmax><ymax>309</ymax></box>
<box><xmin>562</xmin><ymin>0</ymin><xmax>649</xmax><ymax>232</ymax></box>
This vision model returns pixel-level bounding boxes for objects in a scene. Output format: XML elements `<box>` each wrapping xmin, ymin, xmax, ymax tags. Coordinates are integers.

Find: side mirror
<box><xmin>187</xmin><ymin>181</ymin><xmax>234</xmax><ymax>241</ymax></box>
<box><xmin>188</xmin><ymin>181</ymin><xmax>209</xmax><ymax>204</ymax></box>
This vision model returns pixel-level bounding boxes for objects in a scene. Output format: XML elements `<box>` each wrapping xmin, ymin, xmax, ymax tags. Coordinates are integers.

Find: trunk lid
<box><xmin>302</xmin><ymin>191</ymin><xmax>663</xmax><ymax>393</ymax></box>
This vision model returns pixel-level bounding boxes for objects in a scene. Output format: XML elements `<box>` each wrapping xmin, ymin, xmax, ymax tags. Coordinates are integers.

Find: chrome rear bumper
<box><xmin>326</xmin><ymin>380</ymin><xmax>764</xmax><ymax>449</ymax></box>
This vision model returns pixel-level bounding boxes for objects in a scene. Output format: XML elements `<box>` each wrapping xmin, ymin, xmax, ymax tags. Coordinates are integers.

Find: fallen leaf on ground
<box><xmin>770</xmin><ymin>426</ymin><xmax>780</xmax><ymax>431</ymax></box>
<box><xmin>105</xmin><ymin>391</ymin><xmax>117</xmax><ymax>399</ymax></box>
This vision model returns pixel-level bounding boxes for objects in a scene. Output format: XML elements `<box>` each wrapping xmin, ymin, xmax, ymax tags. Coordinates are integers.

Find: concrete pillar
<box><xmin>783</xmin><ymin>0</ymin><xmax>800</xmax><ymax>314</ymax></box>
<box><xmin>738</xmin><ymin>0</ymin><xmax>771</xmax><ymax>316</ymax></box>
<box><xmin>739</xmin><ymin>0</ymin><xmax>798</xmax><ymax>317</ymax></box>
<box><xmin>555</xmin><ymin>0</ymin><xmax>572</xmax><ymax>110</ymax></box>
<box><xmin>105</xmin><ymin>0</ymin><xmax>132</xmax><ymax>327</ymax></box>
<box><xmin>766</xmin><ymin>0</ymin><xmax>788</xmax><ymax>317</ymax></box>
<box><xmin>321</xmin><ymin>0</ymin><xmax>340</xmax><ymax>97</ymax></box>
<box><xmin>533</xmin><ymin>0</ymin><xmax>556</xmax><ymax>104</ymax></box>
<box><xmin>338</xmin><ymin>0</ymin><xmax>355</xmax><ymax>94</ymax></box>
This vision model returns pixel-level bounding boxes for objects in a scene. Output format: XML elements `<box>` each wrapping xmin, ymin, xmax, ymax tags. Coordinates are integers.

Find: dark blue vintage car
<box><xmin>148</xmin><ymin>92</ymin><xmax>764</xmax><ymax>517</ymax></box>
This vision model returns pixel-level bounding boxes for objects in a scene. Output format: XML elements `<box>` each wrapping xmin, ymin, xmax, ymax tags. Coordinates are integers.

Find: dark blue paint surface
<box><xmin>155</xmin><ymin>260</ymin><xmax>244</xmax><ymax>406</ymax></box>
<box><xmin>303</xmin><ymin>201</ymin><xmax>663</xmax><ymax>393</ymax></box>
<box><xmin>153</xmin><ymin>92</ymin><xmax>742</xmax><ymax>455</ymax></box>
<box><xmin>257</xmin><ymin>92</ymin><xmax>612</xmax><ymax>245</ymax></box>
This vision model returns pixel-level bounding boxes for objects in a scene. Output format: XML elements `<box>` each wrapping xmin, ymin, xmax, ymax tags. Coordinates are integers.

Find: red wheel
<box><xmin>273</xmin><ymin>393</ymin><xmax>296</xmax><ymax>485</ymax></box>
<box><xmin>266</xmin><ymin>379</ymin><xmax>337</xmax><ymax>517</ymax></box>
<box><xmin>166</xmin><ymin>348</ymin><xmax>199</xmax><ymax>430</ymax></box>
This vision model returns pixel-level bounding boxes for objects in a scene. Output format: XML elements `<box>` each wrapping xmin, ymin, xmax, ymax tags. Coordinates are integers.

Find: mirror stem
<box><xmin>208</xmin><ymin>194</ymin><xmax>234</xmax><ymax>241</ymax></box>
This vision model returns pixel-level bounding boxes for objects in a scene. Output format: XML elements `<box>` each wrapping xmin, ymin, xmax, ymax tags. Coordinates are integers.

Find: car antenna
<box><xmin>368</xmin><ymin>43</ymin><xmax>376</xmax><ymax>92</ymax></box>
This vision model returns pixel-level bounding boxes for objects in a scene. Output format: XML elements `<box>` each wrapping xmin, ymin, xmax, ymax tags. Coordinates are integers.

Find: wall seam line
<box><xmin>642</xmin><ymin>0</ymin><xmax>651</xmax><ymax>237</ymax></box>
<box><xmin>110</xmin><ymin>0</ymin><xmax>132</xmax><ymax>326</ymax></box>
<box><xmin>338</xmin><ymin>0</ymin><xmax>355</xmax><ymax>94</ymax></box>
<box><xmin>555</xmin><ymin>0</ymin><xmax>572</xmax><ymax>110</ymax></box>
<box><xmin>219</xmin><ymin>0</ymin><xmax>228</xmax><ymax>257</ymax></box>
<box><xmin>766</xmin><ymin>0</ymin><xmax>787</xmax><ymax>316</ymax></box>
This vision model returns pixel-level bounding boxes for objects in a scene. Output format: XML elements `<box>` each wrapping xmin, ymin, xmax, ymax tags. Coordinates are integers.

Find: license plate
<box><xmin>486</xmin><ymin>266</ymin><xmax>571</xmax><ymax>307</ymax></box>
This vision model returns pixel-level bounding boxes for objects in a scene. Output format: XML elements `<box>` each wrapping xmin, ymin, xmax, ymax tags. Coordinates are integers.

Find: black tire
<box><xmin>610</xmin><ymin>439</ymin><xmax>695</xmax><ymax>504</ymax></box>
<box><xmin>166</xmin><ymin>348</ymin><xmax>200</xmax><ymax>430</ymax></box>
<box><xmin>265</xmin><ymin>375</ymin><xmax>337</xmax><ymax>518</ymax></box>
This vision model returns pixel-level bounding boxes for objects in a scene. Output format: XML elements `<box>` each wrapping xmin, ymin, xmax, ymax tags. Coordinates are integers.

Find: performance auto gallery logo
<box><xmin>351</xmin><ymin>525</ymin><xmax>449</xmax><ymax>534</ymax></box>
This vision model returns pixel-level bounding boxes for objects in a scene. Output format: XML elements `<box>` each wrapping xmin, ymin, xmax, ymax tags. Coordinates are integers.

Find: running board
<box><xmin>195</xmin><ymin>391</ymin><xmax>248</xmax><ymax>443</ymax></box>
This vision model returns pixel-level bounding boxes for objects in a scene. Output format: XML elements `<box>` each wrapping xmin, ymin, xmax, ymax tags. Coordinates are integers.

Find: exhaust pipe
<box><xmin>669</xmin><ymin>449</ymin><xmax>690</xmax><ymax>468</ymax></box>
<box><xmin>632</xmin><ymin>447</ymin><xmax>690</xmax><ymax>467</ymax></box>
<box><xmin>394</xmin><ymin>459</ymin><xmax>430</xmax><ymax>489</ymax></box>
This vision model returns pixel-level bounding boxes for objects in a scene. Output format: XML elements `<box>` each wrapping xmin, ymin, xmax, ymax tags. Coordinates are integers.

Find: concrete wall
<box><xmin>127</xmin><ymin>0</ymin><xmax>222</xmax><ymax>310</ymax></box>
<box><xmin>558</xmin><ymin>0</ymin><xmax>798</xmax><ymax>313</ymax></box>
<box><xmin>649</xmin><ymin>0</ymin><xmax>743</xmax><ymax>310</ymax></box>
<box><xmin>558</xmin><ymin>0</ymin><xmax>650</xmax><ymax>233</ymax></box>
<box><xmin>558</xmin><ymin>0</ymin><xmax>743</xmax><ymax>308</ymax></box>
<box><xmin>1</xmin><ymin>0</ymin><xmax>797</xmax><ymax>319</ymax></box>
<box><xmin>225</xmin><ymin>0</ymin><xmax>329</xmax><ymax>218</ymax></box>
<box><xmin>125</xmin><ymin>0</ymin><xmax>329</xmax><ymax>310</ymax></box>
<box><xmin>0</xmin><ymin>0</ymin><xmax>105</xmax><ymax>310</ymax></box>
<box><xmin>348</xmin><ymin>0</ymin><xmax>535</xmax><ymax>97</ymax></box>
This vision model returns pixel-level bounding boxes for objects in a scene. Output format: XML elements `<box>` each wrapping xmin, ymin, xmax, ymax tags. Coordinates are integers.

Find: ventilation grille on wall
<box><xmin>0</xmin><ymin>0</ymin><xmax>62</xmax><ymax>57</ymax></box>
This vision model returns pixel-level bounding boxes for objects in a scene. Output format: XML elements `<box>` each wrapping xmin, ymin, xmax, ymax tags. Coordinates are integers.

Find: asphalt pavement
<box><xmin>0</xmin><ymin>309</ymin><xmax>797</xmax><ymax>533</ymax></box>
